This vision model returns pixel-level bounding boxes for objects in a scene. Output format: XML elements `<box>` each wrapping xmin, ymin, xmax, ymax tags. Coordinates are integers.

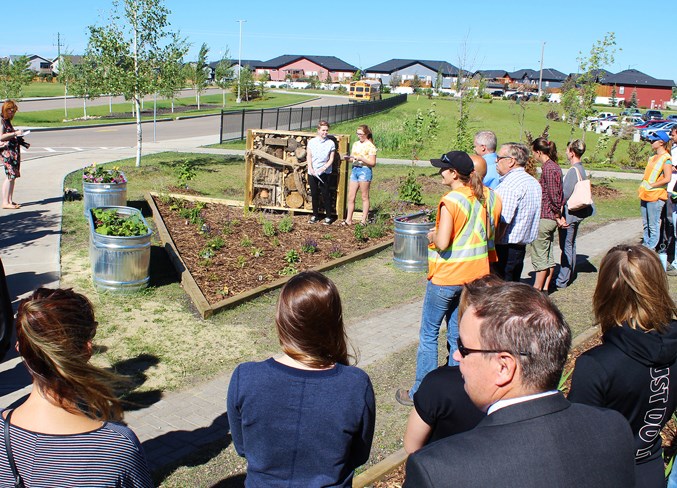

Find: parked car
<box><xmin>634</xmin><ymin>119</ymin><xmax>668</xmax><ymax>129</ymax></box>
<box><xmin>641</xmin><ymin>122</ymin><xmax>677</xmax><ymax>139</ymax></box>
<box><xmin>507</xmin><ymin>92</ymin><xmax>536</xmax><ymax>101</ymax></box>
<box><xmin>667</xmin><ymin>114</ymin><xmax>677</xmax><ymax>122</ymax></box>
<box><xmin>600</xmin><ymin>116</ymin><xmax>644</xmax><ymax>136</ymax></box>
<box><xmin>620</xmin><ymin>108</ymin><xmax>643</xmax><ymax>117</ymax></box>
<box><xmin>490</xmin><ymin>90</ymin><xmax>504</xmax><ymax>97</ymax></box>
<box><xmin>644</xmin><ymin>109</ymin><xmax>663</xmax><ymax>120</ymax></box>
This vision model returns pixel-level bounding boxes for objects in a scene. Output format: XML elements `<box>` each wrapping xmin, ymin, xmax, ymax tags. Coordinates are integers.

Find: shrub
<box><xmin>354</xmin><ymin>224</ymin><xmax>368</xmax><ymax>242</ymax></box>
<box><xmin>399</xmin><ymin>168</ymin><xmax>424</xmax><ymax>204</ymax></box>
<box><xmin>278</xmin><ymin>216</ymin><xmax>294</xmax><ymax>233</ymax></box>
<box><xmin>284</xmin><ymin>249</ymin><xmax>300</xmax><ymax>264</ymax></box>
<box><xmin>328</xmin><ymin>243</ymin><xmax>343</xmax><ymax>259</ymax></box>
<box><xmin>262</xmin><ymin>220</ymin><xmax>276</xmax><ymax>237</ymax></box>
<box><xmin>301</xmin><ymin>238</ymin><xmax>318</xmax><ymax>253</ymax></box>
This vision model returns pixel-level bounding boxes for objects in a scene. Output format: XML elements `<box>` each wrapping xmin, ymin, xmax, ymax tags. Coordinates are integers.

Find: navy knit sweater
<box><xmin>227</xmin><ymin>358</ymin><xmax>375</xmax><ymax>487</ymax></box>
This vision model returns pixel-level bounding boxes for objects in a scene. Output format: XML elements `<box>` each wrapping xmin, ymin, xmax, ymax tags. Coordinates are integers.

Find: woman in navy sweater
<box><xmin>227</xmin><ymin>271</ymin><xmax>376</xmax><ymax>487</ymax></box>
<box><xmin>569</xmin><ymin>245</ymin><xmax>677</xmax><ymax>488</ymax></box>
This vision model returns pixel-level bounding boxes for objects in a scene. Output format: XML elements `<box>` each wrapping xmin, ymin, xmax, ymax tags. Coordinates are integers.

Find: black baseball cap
<box><xmin>430</xmin><ymin>151</ymin><xmax>474</xmax><ymax>176</ymax></box>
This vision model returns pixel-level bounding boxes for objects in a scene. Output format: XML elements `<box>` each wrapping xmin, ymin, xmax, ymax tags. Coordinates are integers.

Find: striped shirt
<box><xmin>0</xmin><ymin>412</ymin><xmax>153</xmax><ymax>487</ymax></box>
<box><xmin>495</xmin><ymin>167</ymin><xmax>542</xmax><ymax>245</ymax></box>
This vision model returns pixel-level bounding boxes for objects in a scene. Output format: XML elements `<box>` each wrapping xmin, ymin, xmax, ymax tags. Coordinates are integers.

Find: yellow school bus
<box><xmin>349</xmin><ymin>79</ymin><xmax>382</xmax><ymax>102</ymax></box>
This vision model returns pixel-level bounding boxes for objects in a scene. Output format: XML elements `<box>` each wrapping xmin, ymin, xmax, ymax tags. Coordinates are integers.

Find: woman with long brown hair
<box><xmin>1</xmin><ymin>100</ymin><xmax>29</xmax><ymax>209</ymax></box>
<box><xmin>0</xmin><ymin>288</ymin><xmax>152</xmax><ymax>487</ymax></box>
<box><xmin>227</xmin><ymin>271</ymin><xmax>375</xmax><ymax>487</ymax></box>
<box><xmin>396</xmin><ymin>151</ymin><xmax>502</xmax><ymax>406</ymax></box>
<box><xmin>569</xmin><ymin>244</ymin><xmax>677</xmax><ymax>487</ymax></box>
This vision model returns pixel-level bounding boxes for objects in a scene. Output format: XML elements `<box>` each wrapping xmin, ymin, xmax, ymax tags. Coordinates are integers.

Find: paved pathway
<box><xmin>0</xmin><ymin>131</ymin><xmax>644</xmax><ymax>475</ymax></box>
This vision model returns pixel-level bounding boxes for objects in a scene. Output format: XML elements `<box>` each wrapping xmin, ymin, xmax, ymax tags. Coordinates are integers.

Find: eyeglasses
<box><xmin>356</xmin><ymin>132</ymin><xmax>365</xmax><ymax>136</ymax></box>
<box><xmin>496</xmin><ymin>156</ymin><xmax>513</xmax><ymax>163</ymax></box>
<box><xmin>456</xmin><ymin>337</ymin><xmax>531</xmax><ymax>358</ymax></box>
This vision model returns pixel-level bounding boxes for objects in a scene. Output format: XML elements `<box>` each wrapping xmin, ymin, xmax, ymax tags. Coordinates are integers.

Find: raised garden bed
<box><xmin>147</xmin><ymin>192</ymin><xmax>396</xmax><ymax>318</ymax></box>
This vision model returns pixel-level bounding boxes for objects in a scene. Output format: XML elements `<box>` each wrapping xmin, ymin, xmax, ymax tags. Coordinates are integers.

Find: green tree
<box><xmin>610</xmin><ymin>85</ymin><xmax>617</xmax><ymax>107</ymax></box>
<box><xmin>324</xmin><ymin>71</ymin><xmax>332</xmax><ymax>85</ymax></box>
<box><xmin>352</xmin><ymin>69</ymin><xmax>362</xmax><ymax>81</ymax></box>
<box><xmin>411</xmin><ymin>74</ymin><xmax>421</xmax><ymax>93</ymax></box>
<box><xmin>214</xmin><ymin>49</ymin><xmax>232</xmax><ymax>108</ymax></box>
<box><xmin>629</xmin><ymin>88</ymin><xmax>638</xmax><ymax>108</ymax></box>
<box><xmin>56</xmin><ymin>54</ymin><xmax>78</xmax><ymax>119</ymax></box>
<box><xmin>156</xmin><ymin>34</ymin><xmax>187</xmax><ymax>113</ymax></box>
<box><xmin>390</xmin><ymin>73</ymin><xmax>401</xmax><ymax>88</ymax></box>
<box><xmin>233</xmin><ymin>66</ymin><xmax>255</xmax><ymax>101</ymax></box>
<box><xmin>69</xmin><ymin>52</ymin><xmax>101</xmax><ymax>119</ymax></box>
<box><xmin>87</xmin><ymin>0</ymin><xmax>187</xmax><ymax>167</ymax></box>
<box><xmin>0</xmin><ymin>55</ymin><xmax>33</xmax><ymax>99</ymax></box>
<box><xmin>435</xmin><ymin>67</ymin><xmax>443</xmax><ymax>93</ymax></box>
<box><xmin>187</xmin><ymin>42</ymin><xmax>209</xmax><ymax>110</ymax></box>
<box><xmin>256</xmin><ymin>72</ymin><xmax>268</xmax><ymax>99</ymax></box>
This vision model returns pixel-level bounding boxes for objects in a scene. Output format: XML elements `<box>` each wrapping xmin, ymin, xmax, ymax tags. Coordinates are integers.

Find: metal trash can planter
<box><xmin>83</xmin><ymin>179</ymin><xmax>128</xmax><ymax>217</ymax></box>
<box><xmin>88</xmin><ymin>206</ymin><xmax>152</xmax><ymax>293</ymax></box>
<box><xmin>393</xmin><ymin>211</ymin><xmax>434</xmax><ymax>272</ymax></box>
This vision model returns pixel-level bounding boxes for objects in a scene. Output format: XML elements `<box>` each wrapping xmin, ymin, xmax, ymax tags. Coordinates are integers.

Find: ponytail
<box><xmin>459</xmin><ymin>170</ymin><xmax>485</xmax><ymax>205</ymax></box>
<box><xmin>532</xmin><ymin>137</ymin><xmax>558</xmax><ymax>162</ymax></box>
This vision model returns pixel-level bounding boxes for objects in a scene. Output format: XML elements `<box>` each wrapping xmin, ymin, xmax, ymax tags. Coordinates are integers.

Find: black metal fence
<box><xmin>219</xmin><ymin>94</ymin><xmax>407</xmax><ymax>143</ymax></box>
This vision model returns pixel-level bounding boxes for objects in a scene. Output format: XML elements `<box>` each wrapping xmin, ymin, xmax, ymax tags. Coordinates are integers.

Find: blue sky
<box><xmin>11</xmin><ymin>0</ymin><xmax>676</xmax><ymax>84</ymax></box>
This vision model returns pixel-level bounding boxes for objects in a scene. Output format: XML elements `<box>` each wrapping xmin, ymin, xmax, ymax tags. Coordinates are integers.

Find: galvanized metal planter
<box><xmin>88</xmin><ymin>206</ymin><xmax>151</xmax><ymax>293</ymax></box>
<box><xmin>83</xmin><ymin>178</ymin><xmax>127</xmax><ymax>217</ymax></box>
<box><xmin>393</xmin><ymin>211</ymin><xmax>434</xmax><ymax>272</ymax></box>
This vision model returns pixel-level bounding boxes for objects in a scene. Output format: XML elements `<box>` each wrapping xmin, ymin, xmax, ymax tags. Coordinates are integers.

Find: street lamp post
<box><xmin>236</xmin><ymin>19</ymin><xmax>246</xmax><ymax>104</ymax></box>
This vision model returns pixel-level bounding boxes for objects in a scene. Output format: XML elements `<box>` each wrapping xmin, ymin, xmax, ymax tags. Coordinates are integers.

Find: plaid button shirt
<box><xmin>540</xmin><ymin>159</ymin><xmax>564</xmax><ymax>220</ymax></box>
<box><xmin>495</xmin><ymin>168</ymin><xmax>542</xmax><ymax>245</ymax></box>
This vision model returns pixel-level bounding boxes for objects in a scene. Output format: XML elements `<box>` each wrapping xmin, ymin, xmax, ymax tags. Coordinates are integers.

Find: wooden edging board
<box><xmin>146</xmin><ymin>192</ymin><xmax>394</xmax><ymax>319</ymax></box>
<box><xmin>352</xmin><ymin>448</ymin><xmax>408</xmax><ymax>487</ymax></box>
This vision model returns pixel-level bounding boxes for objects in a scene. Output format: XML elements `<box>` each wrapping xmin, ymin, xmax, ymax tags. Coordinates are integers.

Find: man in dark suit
<box><xmin>404</xmin><ymin>281</ymin><xmax>636</xmax><ymax>488</ymax></box>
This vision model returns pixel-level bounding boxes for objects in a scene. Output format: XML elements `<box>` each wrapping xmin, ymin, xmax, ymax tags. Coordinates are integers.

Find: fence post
<box><xmin>300</xmin><ymin>107</ymin><xmax>304</xmax><ymax>130</ymax></box>
<box><xmin>288</xmin><ymin>108</ymin><xmax>292</xmax><ymax>130</ymax></box>
<box><xmin>275</xmin><ymin>107</ymin><xmax>280</xmax><ymax>130</ymax></box>
<box><xmin>240</xmin><ymin>109</ymin><xmax>246</xmax><ymax>140</ymax></box>
<box><xmin>219</xmin><ymin>109</ymin><xmax>224</xmax><ymax>144</ymax></box>
<box><xmin>260</xmin><ymin>109</ymin><xmax>264</xmax><ymax>129</ymax></box>
<box><xmin>310</xmin><ymin>106</ymin><xmax>314</xmax><ymax>129</ymax></box>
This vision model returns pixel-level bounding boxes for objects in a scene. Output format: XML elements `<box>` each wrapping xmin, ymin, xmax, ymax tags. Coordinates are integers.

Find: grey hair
<box><xmin>567</xmin><ymin>139</ymin><xmax>586</xmax><ymax>158</ymax></box>
<box><xmin>474</xmin><ymin>131</ymin><xmax>497</xmax><ymax>151</ymax></box>
<box><xmin>500</xmin><ymin>143</ymin><xmax>529</xmax><ymax>167</ymax></box>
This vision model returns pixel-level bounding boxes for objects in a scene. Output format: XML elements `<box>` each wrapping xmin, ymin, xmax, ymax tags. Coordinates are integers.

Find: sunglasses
<box><xmin>456</xmin><ymin>337</ymin><xmax>531</xmax><ymax>358</ymax></box>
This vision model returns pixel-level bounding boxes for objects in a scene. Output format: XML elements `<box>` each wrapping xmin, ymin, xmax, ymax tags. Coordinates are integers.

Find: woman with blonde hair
<box><xmin>0</xmin><ymin>288</ymin><xmax>152</xmax><ymax>487</ymax></box>
<box><xmin>569</xmin><ymin>244</ymin><xmax>677</xmax><ymax>487</ymax></box>
<box><xmin>227</xmin><ymin>271</ymin><xmax>375</xmax><ymax>487</ymax></box>
<box><xmin>1</xmin><ymin>100</ymin><xmax>29</xmax><ymax>209</ymax></box>
<box><xmin>344</xmin><ymin>124</ymin><xmax>377</xmax><ymax>225</ymax></box>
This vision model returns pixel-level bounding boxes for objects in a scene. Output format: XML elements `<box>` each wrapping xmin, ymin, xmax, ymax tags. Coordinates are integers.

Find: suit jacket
<box><xmin>404</xmin><ymin>393</ymin><xmax>635</xmax><ymax>488</ymax></box>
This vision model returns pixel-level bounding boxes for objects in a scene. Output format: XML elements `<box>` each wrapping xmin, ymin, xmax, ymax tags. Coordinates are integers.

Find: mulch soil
<box><xmin>376</xmin><ymin>331</ymin><xmax>676</xmax><ymax>487</ymax></box>
<box><xmin>152</xmin><ymin>195</ymin><xmax>416</xmax><ymax>304</ymax></box>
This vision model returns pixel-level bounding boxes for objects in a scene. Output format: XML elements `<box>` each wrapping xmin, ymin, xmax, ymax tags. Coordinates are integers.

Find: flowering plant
<box><xmin>83</xmin><ymin>164</ymin><xmax>127</xmax><ymax>184</ymax></box>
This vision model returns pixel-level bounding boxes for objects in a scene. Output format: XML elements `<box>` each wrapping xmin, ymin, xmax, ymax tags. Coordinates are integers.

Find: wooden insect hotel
<box><xmin>244</xmin><ymin>129</ymin><xmax>350</xmax><ymax>220</ymax></box>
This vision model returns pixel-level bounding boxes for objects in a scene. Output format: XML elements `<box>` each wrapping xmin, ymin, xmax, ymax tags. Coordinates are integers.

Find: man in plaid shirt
<box><xmin>492</xmin><ymin>143</ymin><xmax>542</xmax><ymax>281</ymax></box>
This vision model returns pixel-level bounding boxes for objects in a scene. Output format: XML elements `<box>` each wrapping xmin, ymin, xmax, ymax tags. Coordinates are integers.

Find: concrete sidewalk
<box><xmin>0</xmin><ymin>134</ymin><xmax>643</xmax><ymax>475</ymax></box>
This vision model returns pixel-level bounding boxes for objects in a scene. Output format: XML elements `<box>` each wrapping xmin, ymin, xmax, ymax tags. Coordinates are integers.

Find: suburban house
<box><xmin>476</xmin><ymin>70</ymin><xmax>511</xmax><ymax>91</ymax></box>
<box><xmin>595</xmin><ymin>69</ymin><xmax>675</xmax><ymax>108</ymax></box>
<box><xmin>253</xmin><ymin>55</ymin><xmax>357</xmax><ymax>82</ymax></box>
<box><xmin>50</xmin><ymin>55</ymin><xmax>83</xmax><ymax>75</ymax></box>
<box><xmin>365</xmin><ymin>59</ymin><xmax>460</xmax><ymax>89</ymax></box>
<box><xmin>5</xmin><ymin>54</ymin><xmax>53</xmax><ymax>76</ymax></box>
<box><xmin>208</xmin><ymin>59</ymin><xmax>261</xmax><ymax>82</ymax></box>
<box><xmin>508</xmin><ymin>68</ymin><xmax>567</xmax><ymax>91</ymax></box>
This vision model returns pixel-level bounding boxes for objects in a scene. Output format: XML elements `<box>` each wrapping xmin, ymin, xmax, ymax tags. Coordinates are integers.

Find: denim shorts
<box><xmin>350</xmin><ymin>166</ymin><xmax>372</xmax><ymax>182</ymax></box>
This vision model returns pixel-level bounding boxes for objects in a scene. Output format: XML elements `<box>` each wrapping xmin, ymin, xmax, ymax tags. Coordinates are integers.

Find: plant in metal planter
<box><xmin>88</xmin><ymin>206</ymin><xmax>152</xmax><ymax>293</ymax></box>
<box><xmin>82</xmin><ymin>164</ymin><xmax>128</xmax><ymax>217</ymax></box>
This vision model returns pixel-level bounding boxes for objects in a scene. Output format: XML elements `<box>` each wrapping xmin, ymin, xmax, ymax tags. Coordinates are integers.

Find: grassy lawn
<box><xmin>14</xmin><ymin>92</ymin><xmax>314</xmax><ymax>127</ymax></box>
<box><xmin>59</xmin><ymin>153</ymin><xmax>649</xmax><ymax>486</ymax></box>
<box><xmin>212</xmin><ymin>97</ymin><xmax>665</xmax><ymax>170</ymax></box>
<box><xmin>22</xmin><ymin>81</ymin><xmax>67</xmax><ymax>97</ymax></box>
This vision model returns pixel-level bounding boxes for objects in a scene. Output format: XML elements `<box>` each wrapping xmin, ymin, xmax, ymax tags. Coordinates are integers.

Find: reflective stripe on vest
<box><xmin>641</xmin><ymin>154</ymin><xmax>669</xmax><ymax>191</ymax></box>
<box><xmin>428</xmin><ymin>191</ymin><xmax>492</xmax><ymax>265</ymax></box>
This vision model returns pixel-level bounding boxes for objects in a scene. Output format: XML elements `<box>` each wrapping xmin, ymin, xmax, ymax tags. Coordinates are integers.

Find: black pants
<box><xmin>493</xmin><ymin>244</ymin><xmax>527</xmax><ymax>282</ymax></box>
<box><xmin>308</xmin><ymin>173</ymin><xmax>333</xmax><ymax>218</ymax></box>
<box><xmin>658</xmin><ymin>203</ymin><xmax>675</xmax><ymax>262</ymax></box>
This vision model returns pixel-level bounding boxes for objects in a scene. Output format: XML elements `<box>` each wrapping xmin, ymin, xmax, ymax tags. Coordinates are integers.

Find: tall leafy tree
<box><xmin>0</xmin><ymin>55</ymin><xmax>33</xmax><ymax>99</ymax></box>
<box><xmin>214</xmin><ymin>49</ymin><xmax>232</xmax><ymax>107</ymax></box>
<box><xmin>187</xmin><ymin>42</ymin><xmax>209</xmax><ymax>110</ymax></box>
<box><xmin>156</xmin><ymin>33</ymin><xmax>187</xmax><ymax>113</ymax></box>
<box><xmin>87</xmin><ymin>0</ymin><xmax>187</xmax><ymax>167</ymax></box>
<box><xmin>69</xmin><ymin>52</ymin><xmax>102</xmax><ymax>119</ymax></box>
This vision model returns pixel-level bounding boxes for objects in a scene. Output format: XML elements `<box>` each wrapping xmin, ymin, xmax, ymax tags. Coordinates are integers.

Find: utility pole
<box><xmin>538</xmin><ymin>41</ymin><xmax>545</xmax><ymax>99</ymax></box>
<box><xmin>236</xmin><ymin>20</ymin><xmax>246</xmax><ymax>104</ymax></box>
<box><xmin>54</xmin><ymin>32</ymin><xmax>67</xmax><ymax>117</ymax></box>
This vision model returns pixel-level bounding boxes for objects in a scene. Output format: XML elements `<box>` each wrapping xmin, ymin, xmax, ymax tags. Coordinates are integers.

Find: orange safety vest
<box><xmin>639</xmin><ymin>153</ymin><xmax>671</xmax><ymax>202</ymax></box>
<box><xmin>428</xmin><ymin>186</ymin><xmax>502</xmax><ymax>286</ymax></box>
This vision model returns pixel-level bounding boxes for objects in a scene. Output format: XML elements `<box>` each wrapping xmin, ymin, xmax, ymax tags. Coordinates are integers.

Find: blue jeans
<box><xmin>556</xmin><ymin>221</ymin><xmax>579</xmax><ymax>288</ymax></box>
<box><xmin>668</xmin><ymin>463</ymin><xmax>677</xmax><ymax>488</ymax></box>
<box><xmin>410</xmin><ymin>280</ymin><xmax>462</xmax><ymax>397</ymax></box>
<box><xmin>641</xmin><ymin>199</ymin><xmax>665</xmax><ymax>251</ymax></box>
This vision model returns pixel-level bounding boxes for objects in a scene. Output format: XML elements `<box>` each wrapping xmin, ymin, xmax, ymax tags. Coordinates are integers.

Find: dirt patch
<box><xmin>152</xmin><ymin>195</ymin><xmax>398</xmax><ymax>304</ymax></box>
<box><xmin>591</xmin><ymin>182</ymin><xmax>621</xmax><ymax>199</ymax></box>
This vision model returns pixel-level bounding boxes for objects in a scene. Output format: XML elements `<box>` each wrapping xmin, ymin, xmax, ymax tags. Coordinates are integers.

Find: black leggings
<box><xmin>308</xmin><ymin>173</ymin><xmax>333</xmax><ymax>218</ymax></box>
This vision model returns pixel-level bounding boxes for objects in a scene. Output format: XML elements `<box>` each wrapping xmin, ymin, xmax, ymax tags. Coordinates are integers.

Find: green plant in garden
<box><xmin>236</xmin><ymin>255</ymin><xmax>247</xmax><ymax>268</ymax></box>
<box><xmin>284</xmin><ymin>249</ymin><xmax>300</xmax><ymax>265</ymax></box>
<box><xmin>83</xmin><ymin>164</ymin><xmax>126</xmax><ymax>184</ymax></box>
<box><xmin>91</xmin><ymin>208</ymin><xmax>148</xmax><ymax>236</ymax></box>
<box><xmin>240</xmin><ymin>235</ymin><xmax>253</xmax><ymax>247</ymax></box>
<box><xmin>262</xmin><ymin>220</ymin><xmax>276</xmax><ymax>237</ymax></box>
<box><xmin>176</xmin><ymin>160</ymin><xmax>197</xmax><ymax>188</ymax></box>
<box><xmin>328</xmin><ymin>243</ymin><xmax>343</xmax><ymax>259</ymax></box>
<box><xmin>279</xmin><ymin>265</ymin><xmax>298</xmax><ymax>276</ymax></box>
<box><xmin>250</xmin><ymin>247</ymin><xmax>264</xmax><ymax>258</ymax></box>
<box><xmin>354</xmin><ymin>224</ymin><xmax>367</xmax><ymax>243</ymax></box>
<box><xmin>365</xmin><ymin>221</ymin><xmax>388</xmax><ymax>239</ymax></box>
<box><xmin>301</xmin><ymin>238</ymin><xmax>318</xmax><ymax>253</ymax></box>
<box><xmin>278</xmin><ymin>216</ymin><xmax>294</xmax><ymax>233</ymax></box>
<box><xmin>205</xmin><ymin>236</ymin><xmax>225</xmax><ymax>250</ymax></box>
<box><xmin>198</xmin><ymin>248</ymin><xmax>215</xmax><ymax>259</ymax></box>
<box><xmin>271</xmin><ymin>236</ymin><xmax>280</xmax><ymax>247</ymax></box>
<box><xmin>399</xmin><ymin>168</ymin><xmax>424</xmax><ymax>204</ymax></box>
